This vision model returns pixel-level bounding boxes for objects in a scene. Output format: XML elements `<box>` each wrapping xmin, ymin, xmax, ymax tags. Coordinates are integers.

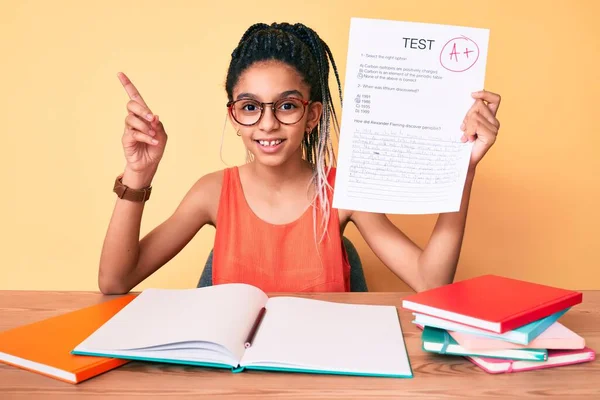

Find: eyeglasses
<box><xmin>227</xmin><ymin>97</ymin><xmax>310</xmax><ymax>126</ymax></box>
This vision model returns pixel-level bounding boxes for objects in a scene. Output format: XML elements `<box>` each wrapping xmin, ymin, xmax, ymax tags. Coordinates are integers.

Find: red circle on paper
<box><xmin>439</xmin><ymin>36</ymin><xmax>480</xmax><ymax>72</ymax></box>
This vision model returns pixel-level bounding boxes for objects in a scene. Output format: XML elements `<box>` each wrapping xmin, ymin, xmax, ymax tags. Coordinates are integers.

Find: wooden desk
<box><xmin>0</xmin><ymin>291</ymin><xmax>598</xmax><ymax>399</ymax></box>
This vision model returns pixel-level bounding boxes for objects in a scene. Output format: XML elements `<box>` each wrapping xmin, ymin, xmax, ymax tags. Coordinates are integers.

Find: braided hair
<box><xmin>225</xmin><ymin>22</ymin><xmax>343</xmax><ymax>241</ymax></box>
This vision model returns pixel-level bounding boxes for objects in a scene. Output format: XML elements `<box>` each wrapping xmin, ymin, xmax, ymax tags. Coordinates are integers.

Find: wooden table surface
<box><xmin>0</xmin><ymin>290</ymin><xmax>598</xmax><ymax>399</ymax></box>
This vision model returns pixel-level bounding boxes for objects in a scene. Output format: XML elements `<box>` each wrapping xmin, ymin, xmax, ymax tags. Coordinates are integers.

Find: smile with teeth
<box><xmin>256</xmin><ymin>139</ymin><xmax>284</xmax><ymax>147</ymax></box>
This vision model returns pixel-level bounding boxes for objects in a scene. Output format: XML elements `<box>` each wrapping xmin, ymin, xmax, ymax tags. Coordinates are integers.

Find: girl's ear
<box><xmin>307</xmin><ymin>101</ymin><xmax>323</xmax><ymax>130</ymax></box>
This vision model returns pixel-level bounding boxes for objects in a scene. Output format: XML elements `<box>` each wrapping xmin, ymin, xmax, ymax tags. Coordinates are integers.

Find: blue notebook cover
<box><xmin>413</xmin><ymin>307</ymin><xmax>569</xmax><ymax>345</ymax></box>
<box><xmin>72</xmin><ymin>350</ymin><xmax>413</xmax><ymax>378</ymax></box>
<box><xmin>421</xmin><ymin>326</ymin><xmax>548</xmax><ymax>361</ymax></box>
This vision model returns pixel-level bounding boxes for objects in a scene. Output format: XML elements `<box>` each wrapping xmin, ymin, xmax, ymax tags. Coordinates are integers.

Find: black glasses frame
<box><xmin>226</xmin><ymin>97</ymin><xmax>311</xmax><ymax>126</ymax></box>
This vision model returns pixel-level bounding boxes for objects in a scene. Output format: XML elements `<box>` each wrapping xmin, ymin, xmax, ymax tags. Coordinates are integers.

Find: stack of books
<box><xmin>402</xmin><ymin>274</ymin><xmax>596</xmax><ymax>373</ymax></box>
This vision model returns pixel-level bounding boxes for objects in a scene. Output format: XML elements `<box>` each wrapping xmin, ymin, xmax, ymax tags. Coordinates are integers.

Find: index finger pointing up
<box><xmin>117</xmin><ymin>72</ymin><xmax>149</xmax><ymax>108</ymax></box>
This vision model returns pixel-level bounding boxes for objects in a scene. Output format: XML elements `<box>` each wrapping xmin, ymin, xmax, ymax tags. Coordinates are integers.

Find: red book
<box><xmin>402</xmin><ymin>275</ymin><xmax>582</xmax><ymax>333</ymax></box>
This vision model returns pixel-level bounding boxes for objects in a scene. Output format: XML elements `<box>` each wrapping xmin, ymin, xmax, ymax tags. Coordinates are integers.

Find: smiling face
<box><xmin>229</xmin><ymin>61</ymin><xmax>322</xmax><ymax>167</ymax></box>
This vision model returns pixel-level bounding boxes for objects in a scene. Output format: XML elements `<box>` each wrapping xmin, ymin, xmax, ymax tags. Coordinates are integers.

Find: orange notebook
<box><xmin>0</xmin><ymin>294</ymin><xmax>136</xmax><ymax>384</ymax></box>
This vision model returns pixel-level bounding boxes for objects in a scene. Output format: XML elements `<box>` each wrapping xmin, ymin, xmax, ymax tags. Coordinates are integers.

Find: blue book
<box><xmin>413</xmin><ymin>307</ymin><xmax>569</xmax><ymax>345</ymax></box>
<box><xmin>72</xmin><ymin>285</ymin><xmax>413</xmax><ymax>378</ymax></box>
<box><xmin>421</xmin><ymin>326</ymin><xmax>548</xmax><ymax>361</ymax></box>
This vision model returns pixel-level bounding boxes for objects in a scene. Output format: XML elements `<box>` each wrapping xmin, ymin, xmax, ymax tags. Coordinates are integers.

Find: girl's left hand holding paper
<box><xmin>461</xmin><ymin>90</ymin><xmax>502</xmax><ymax>169</ymax></box>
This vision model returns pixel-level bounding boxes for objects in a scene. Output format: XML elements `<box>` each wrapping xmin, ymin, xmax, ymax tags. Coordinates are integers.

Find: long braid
<box><xmin>225</xmin><ymin>22</ymin><xmax>343</xmax><ymax>242</ymax></box>
<box><xmin>287</xmin><ymin>23</ymin><xmax>342</xmax><ymax>241</ymax></box>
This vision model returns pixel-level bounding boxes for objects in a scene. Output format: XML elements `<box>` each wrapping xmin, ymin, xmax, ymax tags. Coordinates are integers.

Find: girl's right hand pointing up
<box><xmin>118</xmin><ymin>72</ymin><xmax>167</xmax><ymax>186</ymax></box>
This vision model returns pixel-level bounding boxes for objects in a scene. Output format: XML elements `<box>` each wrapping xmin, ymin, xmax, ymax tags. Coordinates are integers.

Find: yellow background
<box><xmin>1</xmin><ymin>0</ymin><xmax>598</xmax><ymax>292</ymax></box>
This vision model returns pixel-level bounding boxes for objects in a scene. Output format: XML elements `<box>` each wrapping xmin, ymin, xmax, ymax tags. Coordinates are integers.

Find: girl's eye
<box><xmin>278</xmin><ymin>102</ymin><xmax>298</xmax><ymax>111</ymax></box>
<box><xmin>239</xmin><ymin>101</ymin><xmax>260</xmax><ymax>113</ymax></box>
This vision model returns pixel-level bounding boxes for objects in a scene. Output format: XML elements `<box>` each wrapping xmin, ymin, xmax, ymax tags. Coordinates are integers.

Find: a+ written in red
<box><xmin>440</xmin><ymin>36</ymin><xmax>480</xmax><ymax>72</ymax></box>
<box><xmin>449</xmin><ymin>44</ymin><xmax>474</xmax><ymax>61</ymax></box>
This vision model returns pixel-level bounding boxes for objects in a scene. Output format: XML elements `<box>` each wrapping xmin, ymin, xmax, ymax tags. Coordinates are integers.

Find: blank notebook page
<box><xmin>241</xmin><ymin>296</ymin><xmax>411</xmax><ymax>375</ymax></box>
<box><xmin>75</xmin><ymin>284</ymin><xmax>268</xmax><ymax>362</ymax></box>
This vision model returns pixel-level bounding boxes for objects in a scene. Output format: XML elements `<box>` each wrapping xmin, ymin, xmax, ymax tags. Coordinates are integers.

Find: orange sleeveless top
<box><xmin>212</xmin><ymin>167</ymin><xmax>350</xmax><ymax>292</ymax></box>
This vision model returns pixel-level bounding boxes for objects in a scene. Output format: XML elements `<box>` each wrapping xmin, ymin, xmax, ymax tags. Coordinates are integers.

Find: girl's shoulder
<box><xmin>181</xmin><ymin>168</ymin><xmax>229</xmax><ymax>226</ymax></box>
<box><xmin>192</xmin><ymin>168</ymin><xmax>227</xmax><ymax>193</ymax></box>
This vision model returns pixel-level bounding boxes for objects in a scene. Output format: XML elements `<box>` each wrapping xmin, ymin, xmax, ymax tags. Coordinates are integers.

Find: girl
<box><xmin>99</xmin><ymin>22</ymin><xmax>501</xmax><ymax>295</ymax></box>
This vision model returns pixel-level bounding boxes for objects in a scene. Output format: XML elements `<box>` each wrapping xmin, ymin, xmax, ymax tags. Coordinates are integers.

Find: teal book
<box><xmin>422</xmin><ymin>326</ymin><xmax>548</xmax><ymax>361</ymax></box>
<box><xmin>72</xmin><ymin>284</ymin><xmax>413</xmax><ymax>378</ymax></box>
<box><xmin>413</xmin><ymin>307</ymin><xmax>569</xmax><ymax>345</ymax></box>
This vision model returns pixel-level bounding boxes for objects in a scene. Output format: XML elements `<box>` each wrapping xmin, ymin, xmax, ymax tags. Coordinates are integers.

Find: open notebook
<box><xmin>72</xmin><ymin>284</ymin><xmax>413</xmax><ymax>378</ymax></box>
